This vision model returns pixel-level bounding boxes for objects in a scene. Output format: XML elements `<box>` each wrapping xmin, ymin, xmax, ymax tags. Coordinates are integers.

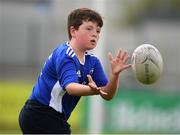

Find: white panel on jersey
<box><xmin>49</xmin><ymin>81</ymin><xmax>66</xmax><ymax>113</ymax></box>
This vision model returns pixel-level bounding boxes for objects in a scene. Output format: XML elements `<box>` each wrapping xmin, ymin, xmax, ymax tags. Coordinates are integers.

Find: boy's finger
<box><xmin>122</xmin><ymin>64</ymin><xmax>132</xmax><ymax>70</ymax></box>
<box><xmin>88</xmin><ymin>83</ymin><xmax>96</xmax><ymax>89</ymax></box>
<box><xmin>100</xmin><ymin>90</ymin><xmax>108</xmax><ymax>95</ymax></box>
<box><xmin>117</xmin><ymin>49</ymin><xmax>121</xmax><ymax>58</ymax></box>
<box><xmin>87</xmin><ymin>75</ymin><xmax>93</xmax><ymax>83</ymax></box>
<box><xmin>121</xmin><ymin>51</ymin><xmax>127</xmax><ymax>60</ymax></box>
<box><xmin>123</xmin><ymin>54</ymin><xmax>130</xmax><ymax>63</ymax></box>
<box><xmin>108</xmin><ymin>52</ymin><xmax>113</xmax><ymax>61</ymax></box>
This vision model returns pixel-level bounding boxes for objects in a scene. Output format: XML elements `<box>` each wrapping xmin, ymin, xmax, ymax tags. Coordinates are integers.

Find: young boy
<box><xmin>18</xmin><ymin>8</ymin><xmax>131</xmax><ymax>134</ymax></box>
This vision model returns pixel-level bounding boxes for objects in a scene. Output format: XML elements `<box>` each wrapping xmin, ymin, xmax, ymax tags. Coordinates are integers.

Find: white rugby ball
<box><xmin>131</xmin><ymin>44</ymin><xmax>163</xmax><ymax>84</ymax></box>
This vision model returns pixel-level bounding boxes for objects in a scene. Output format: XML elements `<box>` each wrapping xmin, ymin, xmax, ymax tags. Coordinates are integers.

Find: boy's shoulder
<box><xmin>54</xmin><ymin>42</ymin><xmax>75</xmax><ymax>58</ymax></box>
<box><xmin>55</xmin><ymin>42</ymin><xmax>69</xmax><ymax>52</ymax></box>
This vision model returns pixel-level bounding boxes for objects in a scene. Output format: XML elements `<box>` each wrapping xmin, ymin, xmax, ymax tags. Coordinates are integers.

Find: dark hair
<box><xmin>67</xmin><ymin>8</ymin><xmax>103</xmax><ymax>40</ymax></box>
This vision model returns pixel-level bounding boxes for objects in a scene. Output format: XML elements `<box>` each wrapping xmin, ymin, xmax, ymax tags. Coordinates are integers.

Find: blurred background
<box><xmin>0</xmin><ymin>0</ymin><xmax>180</xmax><ymax>134</ymax></box>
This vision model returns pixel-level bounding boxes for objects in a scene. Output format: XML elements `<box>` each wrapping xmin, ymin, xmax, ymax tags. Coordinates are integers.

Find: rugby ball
<box><xmin>131</xmin><ymin>44</ymin><xmax>163</xmax><ymax>84</ymax></box>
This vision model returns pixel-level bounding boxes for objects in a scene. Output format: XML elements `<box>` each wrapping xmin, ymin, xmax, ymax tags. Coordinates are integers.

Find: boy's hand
<box><xmin>87</xmin><ymin>75</ymin><xmax>107</xmax><ymax>95</ymax></box>
<box><xmin>108</xmin><ymin>49</ymin><xmax>132</xmax><ymax>75</ymax></box>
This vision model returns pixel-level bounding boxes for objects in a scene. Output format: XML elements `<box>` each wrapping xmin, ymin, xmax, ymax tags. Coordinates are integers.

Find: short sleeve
<box><xmin>55</xmin><ymin>56</ymin><xmax>78</xmax><ymax>90</ymax></box>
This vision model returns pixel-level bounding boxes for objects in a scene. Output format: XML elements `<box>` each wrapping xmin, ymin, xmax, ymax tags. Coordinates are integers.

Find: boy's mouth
<box><xmin>90</xmin><ymin>39</ymin><xmax>96</xmax><ymax>44</ymax></box>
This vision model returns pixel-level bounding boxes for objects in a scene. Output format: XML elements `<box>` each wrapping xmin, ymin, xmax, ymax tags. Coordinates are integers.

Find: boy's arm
<box><xmin>100</xmin><ymin>49</ymin><xmax>131</xmax><ymax>100</ymax></box>
<box><xmin>66</xmin><ymin>75</ymin><xmax>107</xmax><ymax>96</ymax></box>
<box><xmin>66</xmin><ymin>83</ymin><xmax>97</xmax><ymax>96</ymax></box>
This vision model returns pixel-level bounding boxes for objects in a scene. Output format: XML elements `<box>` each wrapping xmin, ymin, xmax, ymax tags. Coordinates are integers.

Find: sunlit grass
<box><xmin>0</xmin><ymin>81</ymin><xmax>33</xmax><ymax>133</ymax></box>
<box><xmin>0</xmin><ymin>81</ymin><xmax>85</xmax><ymax>133</ymax></box>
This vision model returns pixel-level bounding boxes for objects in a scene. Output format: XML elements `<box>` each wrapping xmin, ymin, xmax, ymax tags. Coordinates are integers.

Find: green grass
<box><xmin>0</xmin><ymin>81</ymin><xmax>33</xmax><ymax>133</ymax></box>
<box><xmin>0</xmin><ymin>80</ymin><xmax>85</xmax><ymax>133</ymax></box>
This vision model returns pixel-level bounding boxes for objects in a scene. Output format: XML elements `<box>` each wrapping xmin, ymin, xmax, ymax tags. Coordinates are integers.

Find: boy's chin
<box><xmin>86</xmin><ymin>46</ymin><xmax>96</xmax><ymax>50</ymax></box>
<box><xmin>87</xmin><ymin>44</ymin><xmax>97</xmax><ymax>50</ymax></box>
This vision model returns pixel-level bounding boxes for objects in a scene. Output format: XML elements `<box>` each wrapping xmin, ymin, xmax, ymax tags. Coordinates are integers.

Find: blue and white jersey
<box><xmin>29</xmin><ymin>42</ymin><xmax>108</xmax><ymax>120</ymax></box>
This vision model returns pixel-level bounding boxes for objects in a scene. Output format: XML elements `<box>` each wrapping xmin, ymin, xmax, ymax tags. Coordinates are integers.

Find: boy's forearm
<box><xmin>66</xmin><ymin>73</ymin><xmax>120</xmax><ymax>99</ymax></box>
<box><xmin>101</xmin><ymin>73</ymin><xmax>119</xmax><ymax>100</ymax></box>
<box><xmin>66</xmin><ymin>83</ymin><xmax>98</xmax><ymax>96</ymax></box>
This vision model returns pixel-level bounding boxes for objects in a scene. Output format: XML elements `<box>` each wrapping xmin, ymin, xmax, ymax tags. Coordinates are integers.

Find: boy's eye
<box><xmin>97</xmin><ymin>30</ymin><xmax>100</xmax><ymax>33</ymax></box>
<box><xmin>87</xmin><ymin>27</ymin><xmax>92</xmax><ymax>30</ymax></box>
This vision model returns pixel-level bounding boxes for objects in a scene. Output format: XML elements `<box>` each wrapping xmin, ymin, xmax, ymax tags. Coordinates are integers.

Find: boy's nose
<box><xmin>92</xmin><ymin>32</ymin><xmax>98</xmax><ymax>38</ymax></box>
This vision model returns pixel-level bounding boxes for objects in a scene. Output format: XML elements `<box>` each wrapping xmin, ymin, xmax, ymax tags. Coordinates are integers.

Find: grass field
<box><xmin>0</xmin><ymin>81</ymin><xmax>32</xmax><ymax>133</ymax></box>
<box><xmin>0</xmin><ymin>80</ymin><xmax>85</xmax><ymax>133</ymax></box>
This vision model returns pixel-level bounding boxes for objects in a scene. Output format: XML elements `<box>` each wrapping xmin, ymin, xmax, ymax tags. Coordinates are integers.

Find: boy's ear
<box><xmin>70</xmin><ymin>26</ymin><xmax>76</xmax><ymax>38</ymax></box>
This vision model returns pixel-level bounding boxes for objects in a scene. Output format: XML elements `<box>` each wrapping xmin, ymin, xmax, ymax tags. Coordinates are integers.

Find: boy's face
<box><xmin>71</xmin><ymin>21</ymin><xmax>101</xmax><ymax>50</ymax></box>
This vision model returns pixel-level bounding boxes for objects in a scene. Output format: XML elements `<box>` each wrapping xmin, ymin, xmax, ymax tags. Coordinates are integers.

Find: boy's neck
<box><xmin>69</xmin><ymin>41</ymin><xmax>85</xmax><ymax>63</ymax></box>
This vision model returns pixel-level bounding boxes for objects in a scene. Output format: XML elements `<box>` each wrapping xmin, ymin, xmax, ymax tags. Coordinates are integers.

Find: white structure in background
<box><xmin>88</xmin><ymin>0</ymin><xmax>107</xmax><ymax>133</ymax></box>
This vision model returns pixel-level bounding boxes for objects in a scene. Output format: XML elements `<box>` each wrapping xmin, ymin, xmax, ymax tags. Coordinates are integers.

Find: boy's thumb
<box><xmin>87</xmin><ymin>75</ymin><xmax>93</xmax><ymax>83</ymax></box>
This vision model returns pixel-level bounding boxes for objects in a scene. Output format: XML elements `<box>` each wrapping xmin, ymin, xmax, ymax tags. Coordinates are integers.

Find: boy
<box><xmin>18</xmin><ymin>8</ymin><xmax>131</xmax><ymax>134</ymax></box>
